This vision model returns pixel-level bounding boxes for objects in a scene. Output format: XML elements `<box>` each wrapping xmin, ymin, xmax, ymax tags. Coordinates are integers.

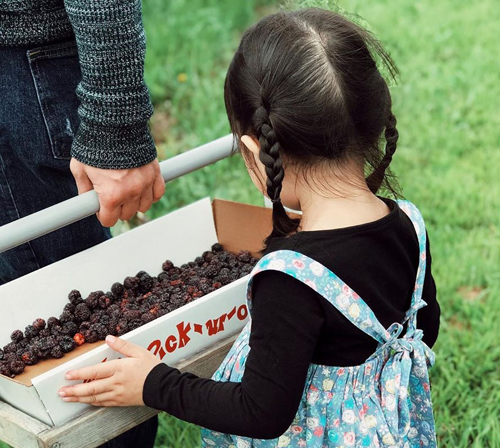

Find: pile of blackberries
<box><xmin>0</xmin><ymin>244</ymin><xmax>256</xmax><ymax>378</ymax></box>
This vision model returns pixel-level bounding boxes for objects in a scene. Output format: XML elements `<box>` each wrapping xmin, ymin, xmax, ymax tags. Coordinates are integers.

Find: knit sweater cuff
<box><xmin>71</xmin><ymin>120</ymin><xmax>157</xmax><ymax>170</ymax></box>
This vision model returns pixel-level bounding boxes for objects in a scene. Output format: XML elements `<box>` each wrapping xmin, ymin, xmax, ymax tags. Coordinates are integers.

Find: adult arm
<box><xmin>64</xmin><ymin>0</ymin><xmax>164</xmax><ymax>225</ymax></box>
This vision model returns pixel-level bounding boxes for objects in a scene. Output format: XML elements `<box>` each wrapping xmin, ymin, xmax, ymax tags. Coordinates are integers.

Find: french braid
<box><xmin>252</xmin><ymin>106</ymin><xmax>300</xmax><ymax>246</ymax></box>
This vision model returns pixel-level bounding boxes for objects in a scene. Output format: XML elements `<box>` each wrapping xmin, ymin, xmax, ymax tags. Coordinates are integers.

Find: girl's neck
<box><xmin>295</xmin><ymin>172</ymin><xmax>390</xmax><ymax>232</ymax></box>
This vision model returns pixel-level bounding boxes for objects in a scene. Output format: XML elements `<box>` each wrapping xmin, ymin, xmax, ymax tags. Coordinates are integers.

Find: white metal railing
<box><xmin>0</xmin><ymin>135</ymin><xmax>235</xmax><ymax>253</ymax></box>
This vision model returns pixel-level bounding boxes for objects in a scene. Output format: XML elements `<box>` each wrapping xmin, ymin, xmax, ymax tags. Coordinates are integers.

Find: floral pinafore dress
<box><xmin>201</xmin><ymin>200</ymin><xmax>437</xmax><ymax>447</ymax></box>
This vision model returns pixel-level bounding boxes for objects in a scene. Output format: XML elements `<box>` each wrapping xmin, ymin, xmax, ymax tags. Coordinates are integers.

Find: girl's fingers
<box><xmin>59</xmin><ymin>377</ymin><xmax>113</xmax><ymax>399</ymax></box>
<box><xmin>62</xmin><ymin>391</ymin><xmax>118</xmax><ymax>406</ymax></box>
<box><xmin>65</xmin><ymin>360</ymin><xmax>118</xmax><ymax>381</ymax></box>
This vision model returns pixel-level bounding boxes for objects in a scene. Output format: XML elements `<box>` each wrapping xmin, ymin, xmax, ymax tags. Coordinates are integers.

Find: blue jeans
<box><xmin>0</xmin><ymin>40</ymin><xmax>158</xmax><ymax>447</ymax></box>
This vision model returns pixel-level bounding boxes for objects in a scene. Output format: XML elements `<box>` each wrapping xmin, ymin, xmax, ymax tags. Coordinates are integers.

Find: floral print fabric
<box><xmin>201</xmin><ymin>200</ymin><xmax>437</xmax><ymax>447</ymax></box>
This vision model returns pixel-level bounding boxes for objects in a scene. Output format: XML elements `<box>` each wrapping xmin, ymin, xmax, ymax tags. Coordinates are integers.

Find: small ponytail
<box><xmin>252</xmin><ymin>106</ymin><xmax>300</xmax><ymax>248</ymax></box>
<box><xmin>366</xmin><ymin>112</ymin><xmax>399</xmax><ymax>194</ymax></box>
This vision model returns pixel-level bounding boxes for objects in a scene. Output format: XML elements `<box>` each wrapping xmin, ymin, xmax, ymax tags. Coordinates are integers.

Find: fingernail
<box><xmin>59</xmin><ymin>391</ymin><xmax>66</xmax><ymax>397</ymax></box>
<box><xmin>65</xmin><ymin>372</ymin><xmax>73</xmax><ymax>380</ymax></box>
<box><xmin>106</xmin><ymin>335</ymin><xmax>116</xmax><ymax>344</ymax></box>
<box><xmin>62</xmin><ymin>397</ymin><xmax>72</xmax><ymax>402</ymax></box>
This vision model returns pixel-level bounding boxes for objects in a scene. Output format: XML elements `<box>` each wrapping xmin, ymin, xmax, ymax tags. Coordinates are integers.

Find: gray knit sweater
<box><xmin>0</xmin><ymin>0</ymin><xmax>156</xmax><ymax>170</ymax></box>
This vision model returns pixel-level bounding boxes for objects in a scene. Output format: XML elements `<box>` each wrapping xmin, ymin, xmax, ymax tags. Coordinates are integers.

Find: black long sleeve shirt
<box><xmin>143</xmin><ymin>198</ymin><xmax>440</xmax><ymax>439</ymax></box>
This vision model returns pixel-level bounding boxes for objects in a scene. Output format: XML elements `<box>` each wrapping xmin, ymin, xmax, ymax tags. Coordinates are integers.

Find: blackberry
<box><xmin>33</xmin><ymin>318</ymin><xmax>46</xmax><ymax>332</ymax></box>
<box><xmin>91</xmin><ymin>323</ymin><xmax>108</xmax><ymax>340</ymax></box>
<box><xmin>10</xmin><ymin>330</ymin><xmax>24</xmax><ymax>343</ymax></box>
<box><xmin>86</xmin><ymin>291</ymin><xmax>103</xmax><ymax>310</ymax></box>
<box><xmin>47</xmin><ymin>317</ymin><xmax>60</xmax><ymax>328</ymax></box>
<box><xmin>62</xmin><ymin>322</ymin><xmax>78</xmax><ymax>337</ymax></box>
<box><xmin>115</xmin><ymin>319</ymin><xmax>128</xmax><ymax>336</ymax></box>
<box><xmin>237</xmin><ymin>250</ymin><xmax>252</xmax><ymax>263</ymax></box>
<box><xmin>157</xmin><ymin>272</ymin><xmax>169</xmax><ymax>282</ymax></box>
<box><xmin>74</xmin><ymin>303</ymin><xmax>91</xmax><ymax>322</ymax></box>
<box><xmin>79</xmin><ymin>321</ymin><xmax>91</xmax><ymax>332</ymax></box>
<box><xmin>39</xmin><ymin>328</ymin><xmax>51</xmax><ymax>338</ymax></box>
<box><xmin>90</xmin><ymin>309</ymin><xmax>105</xmax><ymax>323</ymax></box>
<box><xmin>73</xmin><ymin>333</ymin><xmax>85</xmax><ymax>346</ymax></box>
<box><xmin>124</xmin><ymin>310</ymin><xmax>141</xmax><ymax>321</ymax></box>
<box><xmin>141</xmin><ymin>313</ymin><xmax>155</xmax><ymax>324</ymax></box>
<box><xmin>21</xmin><ymin>351</ymin><xmax>38</xmax><ymax>366</ymax></box>
<box><xmin>205</xmin><ymin>264</ymin><xmax>220</xmax><ymax>278</ymax></box>
<box><xmin>194</xmin><ymin>256</ymin><xmax>203</xmax><ymax>265</ymax></box>
<box><xmin>50</xmin><ymin>346</ymin><xmax>64</xmax><ymax>359</ymax></box>
<box><xmin>83</xmin><ymin>329</ymin><xmax>99</xmax><ymax>344</ymax></box>
<box><xmin>212</xmin><ymin>282</ymin><xmax>222</xmax><ymax>290</ymax></box>
<box><xmin>59</xmin><ymin>336</ymin><xmax>76</xmax><ymax>353</ymax></box>
<box><xmin>157</xmin><ymin>309</ymin><xmax>169</xmax><ymax>318</ymax></box>
<box><xmin>123</xmin><ymin>276</ymin><xmax>140</xmax><ymax>290</ymax></box>
<box><xmin>99</xmin><ymin>294</ymin><xmax>113</xmax><ymax>309</ymax></box>
<box><xmin>107</xmin><ymin>318</ymin><xmax>119</xmax><ymax>336</ymax></box>
<box><xmin>3</xmin><ymin>342</ymin><xmax>17</xmax><ymax>354</ymax></box>
<box><xmin>24</xmin><ymin>325</ymin><xmax>39</xmax><ymax>339</ymax></box>
<box><xmin>68</xmin><ymin>289</ymin><xmax>83</xmax><ymax>305</ymax></box>
<box><xmin>10</xmin><ymin>360</ymin><xmax>25</xmax><ymax>375</ymax></box>
<box><xmin>111</xmin><ymin>282</ymin><xmax>124</xmax><ymax>298</ymax></box>
<box><xmin>162</xmin><ymin>260</ymin><xmax>174</xmax><ymax>271</ymax></box>
<box><xmin>107</xmin><ymin>304</ymin><xmax>121</xmax><ymax>317</ymax></box>
<box><xmin>0</xmin><ymin>348</ymin><xmax>4</xmax><ymax>361</ymax></box>
<box><xmin>139</xmin><ymin>274</ymin><xmax>154</xmax><ymax>292</ymax></box>
<box><xmin>59</xmin><ymin>310</ymin><xmax>74</xmax><ymax>324</ymax></box>
<box><xmin>202</xmin><ymin>251</ymin><xmax>214</xmax><ymax>262</ymax></box>
<box><xmin>4</xmin><ymin>353</ymin><xmax>18</xmax><ymax>364</ymax></box>
<box><xmin>216</xmin><ymin>275</ymin><xmax>232</xmax><ymax>285</ymax></box>
<box><xmin>0</xmin><ymin>362</ymin><xmax>12</xmax><ymax>377</ymax></box>
<box><xmin>50</xmin><ymin>325</ymin><xmax>64</xmax><ymax>337</ymax></box>
<box><xmin>211</xmin><ymin>243</ymin><xmax>223</xmax><ymax>253</ymax></box>
<box><xmin>63</xmin><ymin>303</ymin><xmax>76</xmax><ymax>314</ymax></box>
<box><xmin>128</xmin><ymin>319</ymin><xmax>142</xmax><ymax>331</ymax></box>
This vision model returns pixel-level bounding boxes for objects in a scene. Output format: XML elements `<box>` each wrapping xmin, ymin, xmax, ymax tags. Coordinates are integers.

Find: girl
<box><xmin>59</xmin><ymin>8</ymin><xmax>440</xmax><ymax>447</ymax></box>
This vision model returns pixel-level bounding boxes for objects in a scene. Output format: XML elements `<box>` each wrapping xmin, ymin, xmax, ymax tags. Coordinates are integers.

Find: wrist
<box><xmin>71</xmin><ymin>121</ymin><xmax>157</xmax><ymax>170</ymax></box>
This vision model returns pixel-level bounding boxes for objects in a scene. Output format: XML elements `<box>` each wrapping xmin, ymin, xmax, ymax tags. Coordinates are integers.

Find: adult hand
<box><xmin>58</xmin><ymin>335</ymin><xmax>161</xmax><ymax>407</ymax></box>
<box><xmin>70</xmin><ymin>158</ymin><xmax>165</xmax><ymax>227</ymax></box>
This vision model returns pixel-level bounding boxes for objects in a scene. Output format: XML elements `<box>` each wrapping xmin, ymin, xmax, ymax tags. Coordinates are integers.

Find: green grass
<box><xmin>2</xmin><ymin>0</ymin><xmax>499</xmax><ymax>447</ymax></box>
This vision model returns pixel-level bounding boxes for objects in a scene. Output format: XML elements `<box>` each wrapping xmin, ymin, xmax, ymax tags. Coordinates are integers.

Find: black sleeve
<box><xmin>418</xmin><ymin>233</ymin><xmax>440</xmax><ymax>348</ymax></box>
<box><xmin>142</xmin><ymin>271</ymin><xmax>325</xmax><ymax>439</ymax></box>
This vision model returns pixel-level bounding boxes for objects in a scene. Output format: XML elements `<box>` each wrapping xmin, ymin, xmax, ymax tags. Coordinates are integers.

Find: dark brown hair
<box><xmin>224</xmin><ymin>8</ymin><xmax>400</xmax><ymax>247</ymax></box>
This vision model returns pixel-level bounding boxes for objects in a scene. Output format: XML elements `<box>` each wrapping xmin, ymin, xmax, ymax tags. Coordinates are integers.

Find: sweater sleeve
<box><xmin>63</xmin><ymin>0</ymin><xmax>156</xmax><ymax>169</ymax></box>
<box><xmin>142</xmin><ymin>271</ymin><xmax>325</xmax><ymax>439</ymax></box>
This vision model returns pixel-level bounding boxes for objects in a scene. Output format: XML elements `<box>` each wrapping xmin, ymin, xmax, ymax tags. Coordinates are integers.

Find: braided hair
<box><xmin>366</xmin><ymin>112</ymin><xmax>399</xmax><ymax>194</ymax></box>
<box><xmin>224</xmin><ymin>8</ymin><xmax>401</xmax><ymax>248</ymax></box>
<box><xmin>252</xmin><ymin>105</ymin><xmax>300</xmax><ymax>245</ymax></box>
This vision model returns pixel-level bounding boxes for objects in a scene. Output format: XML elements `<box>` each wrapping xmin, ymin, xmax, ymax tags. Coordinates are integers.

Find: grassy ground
<box><xmin>2</xmin><ymin>0</ymin><xmax>498</xmax><ymax>447</ymax></box>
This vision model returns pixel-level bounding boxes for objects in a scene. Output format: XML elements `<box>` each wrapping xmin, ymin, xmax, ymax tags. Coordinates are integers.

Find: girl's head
<box><xmin>224</xmin><ymin>8</ymin><xmax>399</xmax><ymax>245</ymax></box>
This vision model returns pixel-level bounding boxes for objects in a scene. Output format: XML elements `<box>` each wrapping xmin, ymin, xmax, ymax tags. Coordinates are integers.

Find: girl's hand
<box><xmin>58</xmin><ymin>335</ymin><xmax>161</xmax><ymax>407</ymax></box>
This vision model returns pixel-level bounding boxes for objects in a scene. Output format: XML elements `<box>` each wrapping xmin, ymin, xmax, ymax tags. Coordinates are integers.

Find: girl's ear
<box><xmin>241</xmin><ymin>135</ymin><xmax>260</xmax><ymax>156</ymax></box>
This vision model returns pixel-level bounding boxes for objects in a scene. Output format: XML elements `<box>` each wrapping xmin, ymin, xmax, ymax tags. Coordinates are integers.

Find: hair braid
<box><xmin>252</xmin><ymin>106</ymin><xmax>300</xmax><ymax>247</ymax></box>
<box><xmin>366</xmin><ymin>112</ymin><xmax>399</xmax><ymax>194</ymax></box>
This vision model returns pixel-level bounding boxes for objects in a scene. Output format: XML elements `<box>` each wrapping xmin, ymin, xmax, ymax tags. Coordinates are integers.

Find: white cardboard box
<box><xmin>0</xmin><ymin>198</ymin><xmax>273</xmax><ymax>427</ymax></box>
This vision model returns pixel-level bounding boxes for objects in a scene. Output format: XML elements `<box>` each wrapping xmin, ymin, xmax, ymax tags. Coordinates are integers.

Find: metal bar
<box><xmin>0</xmin><ymin>134</ymin><xmax>235</xmax><ymax>254</ymax></box>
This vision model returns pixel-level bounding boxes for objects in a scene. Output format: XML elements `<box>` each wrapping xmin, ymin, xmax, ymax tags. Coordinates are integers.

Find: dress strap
<box><xmin>396</xmin><ymin>200</ymin><xmax>428</xmax><ymax>334</ymax></box>
<box><xmin>246</xmin><ymin>250</ymin><xmax>389</xmax><ymax>345</ymax></box>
